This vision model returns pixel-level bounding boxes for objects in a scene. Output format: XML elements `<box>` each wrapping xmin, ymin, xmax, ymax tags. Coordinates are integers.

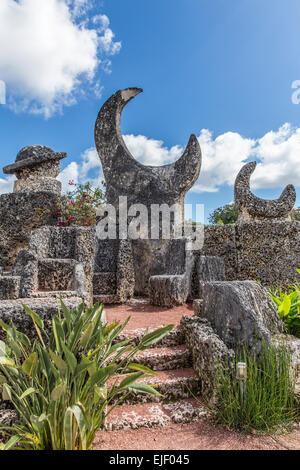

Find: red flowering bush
<box><xmin>55</xmin><ymin>180</ymin><xmax>106</xmax><ymax>227</ymax></box>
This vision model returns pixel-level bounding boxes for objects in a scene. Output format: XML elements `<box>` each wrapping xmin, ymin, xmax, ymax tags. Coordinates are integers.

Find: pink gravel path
<box><xmin>93</xmin><ymin>421</ymin><xmax>300</xmax><ymax>451</ymax></box>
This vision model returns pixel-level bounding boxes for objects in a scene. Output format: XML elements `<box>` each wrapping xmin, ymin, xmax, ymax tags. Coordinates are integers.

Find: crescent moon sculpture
<box><xmin>234</xmin><ymin>161</ymin><xmax>296</xmax><ymax>222</ymax></box>
<box><xmin>94</xmin><ymin>88</ymin><xmax>202</xmax><ymax>216</ymax></box>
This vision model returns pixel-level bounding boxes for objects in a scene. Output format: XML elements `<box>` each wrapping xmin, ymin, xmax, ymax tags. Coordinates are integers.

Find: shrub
<box><xmin>208</xmin><ymin>203</ymin><xmax>238</xmax><ymax>225</ymax></box>
<box><xmin>213</xmin><ymin>342</ymin><xmax>295</xmax><ymax>432</ymax></box>
<box><xmin>0</xmin><ymin>301</ymin><xmax>173</xmax><ymax>450</ymax></box>
<box><xmin>56</xmin><ymin>181</ymin><xmax>106</xmax><ymax>227</ymax></box>
<box><xmin>35</xmin><ymin>181</ymin><xmax>106</xmax><ymax>227</ymax></box>
<box><xmin>269</xmin><ymin>272</ymin><xmax>300</xmax><ymax>337</ymax></box>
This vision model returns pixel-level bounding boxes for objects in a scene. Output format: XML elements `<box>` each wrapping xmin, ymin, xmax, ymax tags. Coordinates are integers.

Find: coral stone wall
<box><xmin>0</xmin><ymin>192</ymin><xmax>58</xmax><ymax>270</ymax></box>
<box><xmin>202</xmin><ymin>221</ymin><xmax>300</xmax><ymax>287</ymax></box>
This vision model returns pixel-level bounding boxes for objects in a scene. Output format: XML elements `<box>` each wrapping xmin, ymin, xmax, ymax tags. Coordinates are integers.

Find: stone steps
<box><xmin>111</xmin><ymin>368</ymin><xmax>200</xmax><ymax>405</ymax></box>
<box><xmin>116</xmin><ymin>326</ymin><xmax>185</xmax><ymax>348</ymax></box>
<box><xmin>103</xmin><ymin>301</ymin><xmax>202</xmax><ymax>432</ymax></box>
<box><xmin>105</xmin><ymin>398</ymin><xmax>207</xmax><ymax>431</ymax></box>
<box><xmin>132</xmin><ymin>345</ymin><xmax>191</xmax><ymax>371</ymax></box>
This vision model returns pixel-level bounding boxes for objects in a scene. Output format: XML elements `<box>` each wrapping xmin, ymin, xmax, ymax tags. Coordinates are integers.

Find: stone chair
<box><xmin>149</xmin><ymin>239</ymin><xmax>195</xmax><ymax>307</ymax></box>
<box><xmin>93</xmin><ymin>239</ymin><xmax>135</xmax><ymax>304</ymax></box>
<box><xmin>11</xmin><ymin>226</ymin><xmax>96</xmax><ymax>305</ymax></box>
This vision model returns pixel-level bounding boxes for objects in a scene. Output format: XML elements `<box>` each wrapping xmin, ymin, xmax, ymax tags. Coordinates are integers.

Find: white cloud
<box><xmin>123</xmin><ymin>135</ymin><xmax>182</xmax><ymax>166</ymax></box>
<box><xmin>57</xmin><ymin>147</ymin><xmax>104</xmax><ymax>192</ymax></box>
<box><xmin>251</xmin><ymin>123</ymin><xmax>300</xmax><ymax>189</ymax></box>
<box><xmin>194</xmin><ymin>129</ymin><xmax>255</xmax><ymax>193</ymax></box>
<box><xmin>2</xmin><ymin>123</ymin><xmax>300</xmax><ymax>196</ymax></box>
<box><xmin>0</xmin><ymin>175</ymin><xmax>15</xmax><ymax>194</ymax></box>
<box><xmin>0</xmin><ymin>0</ymin><xmax>121</xmax><ymax>117</ymax></box>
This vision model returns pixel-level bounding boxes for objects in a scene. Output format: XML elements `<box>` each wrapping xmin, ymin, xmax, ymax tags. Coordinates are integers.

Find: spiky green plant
<box><xmin>213</xmin><ymin>342</ymin><xmax>296</xmax><ymax>432</ymax></box>
<box><xmin>0</xmin><ymin>301</ymin><xmax>173</xmax><ymax>450</ymax></box>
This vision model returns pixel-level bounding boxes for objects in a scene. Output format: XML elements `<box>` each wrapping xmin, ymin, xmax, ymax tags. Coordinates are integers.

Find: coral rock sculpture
<box><xmin>234</xmin><ymin>161</ymin><xmax>296</xmax><ymax>222</ymax></box>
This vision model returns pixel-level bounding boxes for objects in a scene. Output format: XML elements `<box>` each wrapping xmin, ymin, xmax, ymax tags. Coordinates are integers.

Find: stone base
<box><xmin>0</xmin><ymin>297</ymin><xmax>83</xmax><ymax>339</ymax></box>
<box><xmin>0</xmin><ymin>192</ymin><xmax>58</xmax><ymax>270</ymax></box>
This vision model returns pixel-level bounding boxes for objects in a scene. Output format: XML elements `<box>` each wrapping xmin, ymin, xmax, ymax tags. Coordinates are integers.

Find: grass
<box><xmin>213</xmin><ymin>341</ymin><xmax>297</xmax><ymax>433</ymax></box>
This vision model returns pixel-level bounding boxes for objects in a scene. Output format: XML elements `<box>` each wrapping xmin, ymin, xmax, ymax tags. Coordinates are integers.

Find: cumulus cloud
<box><xmin>57</xmin><ymin>147</ymin><xmax>104</xmax><ymax>192</ymax></box>
<box><xmin>0</xmin><ymin>0</ymin><xmax>121</xmax><ymax>117</ymax></box>
<box><xmin>2</xmin><ymin>123</ymin><xmax>300</xmax><ymax>196</ymax></box>
<box><xmin>251</xmin><ymin>123</ymin><xmax>300</xmax><ymax>189</ymax></box>
<box><xmin>0</xmin><ymin>175</ymin><xmax>15</xmax><ymax>195</ymax></box>
<box><xmin>123</xmin><ymin>135</ymin><xmax>182</xmax><ymax>166</ymax></box>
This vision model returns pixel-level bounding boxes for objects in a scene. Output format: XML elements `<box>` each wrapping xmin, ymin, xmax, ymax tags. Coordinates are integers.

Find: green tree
<box><xmin>291</xmin><ymin>207</ymin><xmax>300</xmax><ymax>222</ymax></box>
<box><xmin>208</xmin><ymin>203</ymin><xmax>238</xmax><ymax>225</ymax></box>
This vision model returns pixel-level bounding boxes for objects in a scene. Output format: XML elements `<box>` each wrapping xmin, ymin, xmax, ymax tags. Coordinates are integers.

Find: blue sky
<box><xmin>1</xmin><ymin>0</ymin><xmax>300</xmax><ymax>222</ymax></box>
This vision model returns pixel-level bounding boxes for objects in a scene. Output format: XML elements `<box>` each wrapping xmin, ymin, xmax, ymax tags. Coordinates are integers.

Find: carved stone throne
<box><xmin>11</xmin><ymin>226</ymin><xmax>96</xmax><ymax>305</ymax></box>
<box><xmin>149</xmin><ymin>239</ymin><xmax>195</xmax><ymax>307</ymax></box>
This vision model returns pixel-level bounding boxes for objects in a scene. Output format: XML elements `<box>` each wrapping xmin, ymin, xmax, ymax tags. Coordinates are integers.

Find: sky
<box><xmin>1</xmin><ymin>0</ymin><xmax>300</xmax><ymax>223</ymax></box>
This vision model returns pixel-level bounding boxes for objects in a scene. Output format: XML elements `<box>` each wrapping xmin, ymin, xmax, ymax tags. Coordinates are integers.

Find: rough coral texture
<box><xmin>197</xmin><ymin>256</ymin><xmax>226</xmax><ymax>283</ymax></box>
<box><xmin>181</xmin><ymin>315</ymin><xmax>235</xmax><ymax>405</ymax></box>
<box><xmin>133</xmin><ymin>345</ymin><xmax>192</xmax><ymax>371</ymax></box>
<box><xmin>105</xmin><ymin>399</ymin><xmax>208</xmax><ymax>431</ymax></box>
<box><xmin>234</xmin><ymin>161</ymin><xmax>296</xmax><ymax>222</ymax></box>
<box><xmin>149</xmin><ymin>239</ymin><xmax>195</xmax><ymax>306</ymax></box>
<box><xmin>0</xmin><ymin>297</ymin><xmax>83</xmax><ymax>340</ymax></box>
<box><xmin>199</xmin><ymin>280</ymin><xmax>283</xmax><ymax>352</ymax></box>
<box><xmin>193</xmin><ymin>299</ymin><xmax>203</xmax><ymax>317</ymax></box>
<box><xmin>236</xmin><ymin>220</ymin><xmax>300</xmax><ymax>287</ymax></box>
<box><xmin>93</xmin><ymin>238</ymin><xmax>134</xmax><ymax>303</ymax></box>
<box><xmin>113</xmin><ymin>368</ymin><xmax>200</xmax><ymax>405</ymax></box>
<box><xmin>0</xmin><ymin>276</ymin><xmax>20</xmax><ymax>300</ymax></box>
<box><xmin>202</xmin><ymin>225</ymin><xmax>237</xmax><ymax>282</ymax></box>
<box><xmin>0</xmin><ymin>192</ymin><xmax>58</xmax><ymax>270</ymax></box>
<box><xmin>94</xmin><ymin>88</ymin><xmax>202</xmax><ymax>294</ymax></box>
<box><xmin>26</xmin><ymin>226</ymin><xmax>96</xmax><ymax>305</ymax></box>
<box><xmin>202</xmin><ymin>221</ymin><xmax>300</xmax><ymax>287</ymax></box>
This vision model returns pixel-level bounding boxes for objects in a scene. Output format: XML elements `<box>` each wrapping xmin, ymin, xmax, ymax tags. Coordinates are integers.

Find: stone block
<box><xmin>199</xmin><ymin>280</ymin><xmax>283</xmax><ymax>351</ymax></box>
<box><xmin>0</xmin><ymin>276</ymin><xmax>20</xmax><ymax>300</ymax></box>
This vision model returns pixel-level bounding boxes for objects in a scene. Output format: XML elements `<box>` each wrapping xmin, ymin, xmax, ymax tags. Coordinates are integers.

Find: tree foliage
<box><xmin>208</xmin><ymin>203</ymin><xmax>238</xmax><ymax>225</ymax></box>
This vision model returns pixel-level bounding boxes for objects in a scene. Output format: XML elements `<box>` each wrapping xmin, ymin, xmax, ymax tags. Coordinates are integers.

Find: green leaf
<box><xmin>87</xmin><ymin>364</ymin><xmax>118</xmax><ymax>388</ymax></box>
<box><xmin>51</xmin><ymin>382</ymin><xmax>66</xmax><ymax>401</ymax></box>
<box><xmin>64</xmin><ymin>405</ymin><xmax>87</xmax><ymax>450</ymax></box>
<box><xmin>127</xmin><ymin>363</ymin><xmax>156</xmax><ymax>375</ymax></box>
<box><xmin>140</xmin><ymin>325</ymin><xmax>174</xmax><ymax>348</ymax></box>
<box><xmin>0</xmin><ymin>340</ymin><xmax>7</xmax><ymax>357</ymax></box>
<box><xmin>128</xmin><ymin>383</ymin><xmax>162</xmax><ymax>396</ymax></box>
<box><xmin>79</xmin><ymin>322</ymin><xmax>94</xmax><ymax>349</ymax></box>
<box><xmin>61</xmin><ymin>342</ymin><xmax>77</xmax><ymax>374</ymax></box>
<box><xmin>2</xmin><ymin>383</ymin><xmax>12</xmax><ymax>401</ymax></box>
<box><xmin>22</xmin><ymin>305</ymin><xmax>44</xmax><ymax>330</ymax></box>
<box><xmin>94</xmin><ymin>386</ymin><xmax>107</xmax><ymax>401</ymax></box>
<box><xmin>278</xmin><ymin>294</ymin><xmax>292</xmax><ymax>318</ymax></box>
<box><xmin>1</xmin><ymin>435</ymin><xmax>21</xmax><ymax>450</ymax></box>
<box><xmin>118</xmin><ymin>372</ymin><xmax>145</xmax><ymax>390</ymax></box>
<box><xmin>19</xmin><ymin>387</ymin><xmax>37</xmax><ymax>400</ymax></box>
<box><xmin>52</xmin><ymin>316</ymin><xmax>65</xmax><ymax>354</ymax></box>
<box><xmin>0</xmin><ymin>357</ymin><xmax>16</xmax><ymax>368</ymax></box>
<box><xmin>0</xmin><ymin>320</ymin><xmax>9</xmax><ymax>332</ymax></box>
<box><xmin>49</xmin><ymin>350</ymin><xmax>67</xmax><ymax>376</ymax></box>
<box><xmin>22</xmin><ymin>352</ymin><xmax>37</xmax><ymax>377</ymax></box>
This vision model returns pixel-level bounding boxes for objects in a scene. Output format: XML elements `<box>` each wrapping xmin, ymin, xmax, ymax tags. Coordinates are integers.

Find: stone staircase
<box><xmin>104</xmin><ymin>303</ymin><xmax>205</xmax><ymax>431</ymax></box>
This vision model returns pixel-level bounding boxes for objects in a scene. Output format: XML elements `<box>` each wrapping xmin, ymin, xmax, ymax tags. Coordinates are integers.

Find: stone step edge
<box><xmin>128</xmin><ymin>345</ymin><xmax>192</xmax><ymax>371</ymax></box>
<box><xmin>105</xmin><ymin>398</ymin><xmax>209</xmax><ymax>431</ymax></box>
<box><xmin>114</xmin><ymin>325</ymin><xmax>185</xmax><ymax>348</ymax></box>
<box><xmin>110</xmin><ymin>368</ymin><xmax>200</xmax><ymax>405</ymax></box>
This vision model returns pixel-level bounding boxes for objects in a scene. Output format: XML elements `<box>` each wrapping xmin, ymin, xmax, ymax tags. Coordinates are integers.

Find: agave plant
<box><xmin>0</xmin><ymin>301</ymin><xmax>173</xmax><ymax>450</ymax></box>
